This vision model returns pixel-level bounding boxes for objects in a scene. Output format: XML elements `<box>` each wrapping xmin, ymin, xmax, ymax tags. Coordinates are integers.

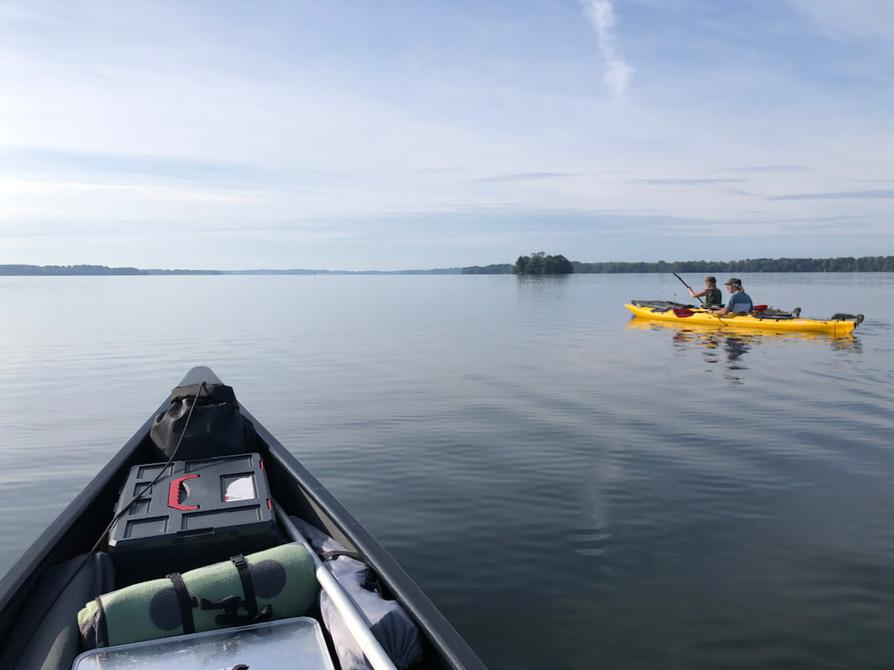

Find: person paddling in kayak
<box><xmin>712</xmin><ymin>278</ymin><xmax>753</xmax><ymax>316</ymax></box>
<box><xmin>688</xmin><ymin>275</ymin><xmax>723</xmax><ymax>308</ymax></box>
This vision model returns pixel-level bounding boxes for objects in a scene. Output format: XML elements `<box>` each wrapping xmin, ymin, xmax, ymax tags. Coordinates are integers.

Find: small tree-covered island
<box><xmin>513</xmin><ymin>252</ymin><xmax>575</xmax><ymax>275</ymax></box>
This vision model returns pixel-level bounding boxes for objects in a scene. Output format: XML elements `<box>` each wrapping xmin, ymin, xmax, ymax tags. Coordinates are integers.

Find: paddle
<box><xmin>274</xmin><ymin>502</ymin><xmax>398</xmax><ymax>670</ymax></box>
<box><xmin>672</xmin><ymin>272</ymin><xmax>705</xmax><ymax>306</ymax></box>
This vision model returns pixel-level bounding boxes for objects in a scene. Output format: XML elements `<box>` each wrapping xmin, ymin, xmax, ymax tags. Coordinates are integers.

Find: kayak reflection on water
<box><xmin>626</xmin><ymin>318</ymin><xmax>862</xmax><ymax>383</ymax></box>
<box><xmin>672</xmin><ymin>328</ymin><xmax>752</xmax><ymax>373</ymax></box>
<box><xmin>626</xmin><ymin>316</ymin><xmax>862</xmax><ymax>350</ymax></box>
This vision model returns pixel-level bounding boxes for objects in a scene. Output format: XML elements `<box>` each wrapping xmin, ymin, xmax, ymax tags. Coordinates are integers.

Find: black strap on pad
<box><xmin>167</xmin><ymin>572</ymin><xmax>196</xmax><ymax>634</ymax></box>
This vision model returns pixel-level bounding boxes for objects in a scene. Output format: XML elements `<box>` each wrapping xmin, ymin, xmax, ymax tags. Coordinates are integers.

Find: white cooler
<box><xmin>72</xmin><ymin>617</ymin><xmax>334</xmax><ymax>670</ymax></box>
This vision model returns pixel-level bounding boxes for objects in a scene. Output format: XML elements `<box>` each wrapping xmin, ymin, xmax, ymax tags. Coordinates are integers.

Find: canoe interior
<box><xmin>0</xmin><ymin>366</ymin><xmax>484</xmax><ymax>670</ymax></box>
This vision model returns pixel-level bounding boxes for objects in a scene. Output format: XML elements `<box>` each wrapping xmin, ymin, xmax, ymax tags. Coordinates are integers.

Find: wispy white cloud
<box><xmin>579</xmin><ymin>0</ymin><xmax>634</xmax><ymax>98</ymax></box>
<box><xmin>634</xmin><ymin>178</ymin><xmax>747</xmax><ymax>186</ymax></box>
<box><xmin>471</xmin><ymin>172</ymin><xmax>580</xmax><ymax>184</ymax></box>
<box><xmin>768</xmin><ymin>189</ymin><xmax>894</xmax><ymax>201</ymax></box>
<box><xmin>718</xmin><ymin>165</ymin><xmax>810</xmax><ymax>173</ymax></box>
<box><xmin>789</xmin><ymin>0</ymin><xmax>894</xmax><ymax>41</ymax></box>
<box><xmin>0</xmin><ymin>177</ymin><xmax>256</xmax><ymax>203</ymax></box>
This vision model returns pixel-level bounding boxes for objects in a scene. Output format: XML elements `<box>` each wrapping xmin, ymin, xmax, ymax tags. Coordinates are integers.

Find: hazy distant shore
<box><xmin>1</xmin><ymin>256</ymin><xmax>893</xmax><ymax>276</ymax></box>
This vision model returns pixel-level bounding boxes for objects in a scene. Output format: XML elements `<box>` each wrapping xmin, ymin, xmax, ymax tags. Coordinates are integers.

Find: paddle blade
<box><xmin>673</xmin><ymin>308</ymin><xmax>695</xmax><ymax>318</ymax></box>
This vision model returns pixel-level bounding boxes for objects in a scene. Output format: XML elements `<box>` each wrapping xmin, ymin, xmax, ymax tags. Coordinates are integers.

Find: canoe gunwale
<box><xmin>251</xmin><ymin>407</ymin><xmax>486</xmax><ymax>670</ymax></box>
<box><xmin>0</xmin><ymin>410</ymin><xmax>157</xmax><ymax>651</ymax></box>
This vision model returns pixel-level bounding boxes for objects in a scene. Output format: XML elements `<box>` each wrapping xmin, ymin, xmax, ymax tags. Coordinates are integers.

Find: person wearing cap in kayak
<box><xmin>713</xmin><ymin>278</ymin><xmax>753</xmax><ymax>316</ymax></box>
<box><xmin>688</xmin><ymin>276</ymin><xmax>723</xmax><ymax>308</ymax></box>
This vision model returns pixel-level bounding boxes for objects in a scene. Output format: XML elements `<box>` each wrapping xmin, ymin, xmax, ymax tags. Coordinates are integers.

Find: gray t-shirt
<box><xmin>727</xmin><ymin>291</ymin><xmax>753</xmax><ymax>313</ymax></box>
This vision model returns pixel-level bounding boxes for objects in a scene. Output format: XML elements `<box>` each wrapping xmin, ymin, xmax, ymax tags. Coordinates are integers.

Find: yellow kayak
<box><xmin>625</xmin><ymin>301</ymin><xmax>862</xmax><ymax>336</ymax></box>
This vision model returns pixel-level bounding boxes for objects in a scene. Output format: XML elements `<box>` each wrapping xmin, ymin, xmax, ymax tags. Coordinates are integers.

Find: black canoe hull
<box><xmin>0</xmin><ymin>366</ymin><xmax>485</xmax><ymax>670</ymax></box>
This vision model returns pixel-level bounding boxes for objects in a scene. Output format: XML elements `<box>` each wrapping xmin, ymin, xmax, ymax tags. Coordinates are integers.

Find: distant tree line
<box><xmin>235</xmin><ymin>268</ymin><xmax>463</xmax><ymax>275</ymax></box>
<box><xmin>0</xmin><ymin>265</ymin><xmax>220</xmax><ymax>275</ymax></box>
<box><xmin>3</xmin><ymin>256</ymin><xmax>894</xmax><ymax>276</ymax></box>
<box><xmin>466</xmin><ymin>256</ymin><xmax>894</xmax><ymax>274</ymax></box>
<box><xmin>572</xmin><ymin>256</ymin><xmax>894</xmax><ymax>273</ymax></box>
<box><xmin>0</xmin><ymin>264</ymin><xmax>144</xmax><ymax>275</ymax></box>
<box><xmin>461</xmin><ymin>264</ymin><xmax>514</xmax><ymax>274</ymax></box>
<box><xmin>513</xmin><ymin>252</ymin><xmax>575</xmax><ymax>275</ymax></box>
<box><xmin>466</xmin><ymin>255</ymin><xmax>894</xmax><ymax>275</ymax></box>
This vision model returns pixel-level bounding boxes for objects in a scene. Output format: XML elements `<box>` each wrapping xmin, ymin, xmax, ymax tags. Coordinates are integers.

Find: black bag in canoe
<box><xmin>149</xmin><ymin>382</ymin><xmax>258</xmax><ymax>460</ymax></box>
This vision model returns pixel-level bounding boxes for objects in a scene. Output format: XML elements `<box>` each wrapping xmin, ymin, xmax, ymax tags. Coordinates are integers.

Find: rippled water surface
<box><xmin>1</xmin><ymin>273</ymin><xmax>892</xmax><ymax>669</ymax></box>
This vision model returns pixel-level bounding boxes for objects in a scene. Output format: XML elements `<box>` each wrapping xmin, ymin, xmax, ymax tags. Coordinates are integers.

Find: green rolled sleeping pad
<box><xmin>78</xmin><ymin>543</ymin><xmax>317</xmax><ymax>648</ymax></box>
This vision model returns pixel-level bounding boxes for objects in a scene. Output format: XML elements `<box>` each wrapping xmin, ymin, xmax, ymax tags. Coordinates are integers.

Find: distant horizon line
<box><xmin>0</xmin><ymin>263</ymin><xmax>468</xmax><ymax>276</ymax></box>
<box><xmin>2</xmin><ymin>256</ymin><xmax>894</xmax><ymax>276</ymax></box>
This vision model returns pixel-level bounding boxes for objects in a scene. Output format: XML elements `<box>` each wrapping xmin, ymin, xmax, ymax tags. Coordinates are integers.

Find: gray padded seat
<box><xmin>0</xmin><ymin>552</ymin><xmax>114</xmax><ymax>670</ymax></box>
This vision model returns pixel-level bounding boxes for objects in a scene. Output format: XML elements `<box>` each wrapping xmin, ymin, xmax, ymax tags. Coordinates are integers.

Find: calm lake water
<box><xmin>1</xmin><ymin>273</ymin><xmax>892</xmax><ymax>669</ymax></box>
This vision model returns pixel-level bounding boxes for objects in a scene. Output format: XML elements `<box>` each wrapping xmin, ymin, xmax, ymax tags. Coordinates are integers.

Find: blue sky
<box><xmin>0</xmin><ymin>0</ymin><xmax>892</xmax><ymax>269</ymax></box>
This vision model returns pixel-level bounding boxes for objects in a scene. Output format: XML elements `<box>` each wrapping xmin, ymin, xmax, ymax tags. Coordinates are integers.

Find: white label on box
<box><xmin>223</xmin><ymin>474</ymin><xmax>255</xmax><ymax>502</ymax></box>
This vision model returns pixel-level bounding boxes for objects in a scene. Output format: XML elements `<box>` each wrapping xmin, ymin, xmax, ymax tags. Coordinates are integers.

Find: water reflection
<box><xmin>515</xmin><ymin>275</ymin><xmax>572</xmax><ymax>324</ymax></box>
<box><xmin>627</xmin><ymin>318</ymin><xmax>861</xmax><ymax>384</ymax></box>
<box><xmin>671</xmin><ymin>327</ymin><xmax>754</xmax><ymax>383</ymax></box>
<box><xmin>514</xmin><ymin>274</ymin><xmax>571</xmax><ymax>293</ymax></box>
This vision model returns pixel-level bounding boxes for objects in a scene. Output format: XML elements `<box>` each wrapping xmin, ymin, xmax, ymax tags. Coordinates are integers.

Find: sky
<box><xmin>1</xmin><ymin>0</ymin><xmax>892</xmax><ymax>270</ymax></box>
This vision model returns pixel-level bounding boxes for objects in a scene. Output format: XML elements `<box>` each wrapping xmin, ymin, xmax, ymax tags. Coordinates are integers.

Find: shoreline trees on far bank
<box><xmin>461</xmin><ymin>255</ymin><xmax>894</xmax><ymax>274</ymax></box>
<box><xmin>2</xmin><ymin>255</ymin><xmax>894</xmax><ymax>276</ymax></box>
<box><xmin>572</xmin><ymin>256</ymin><xmax>894</xmax><ymax>273</ymax></box>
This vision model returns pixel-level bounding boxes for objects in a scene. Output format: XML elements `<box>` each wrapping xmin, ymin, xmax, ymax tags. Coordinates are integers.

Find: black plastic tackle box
<box><xmin>108</xmin><ymin>453</ymin><xmax>279</xmax><ymax>579</ymax></box>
